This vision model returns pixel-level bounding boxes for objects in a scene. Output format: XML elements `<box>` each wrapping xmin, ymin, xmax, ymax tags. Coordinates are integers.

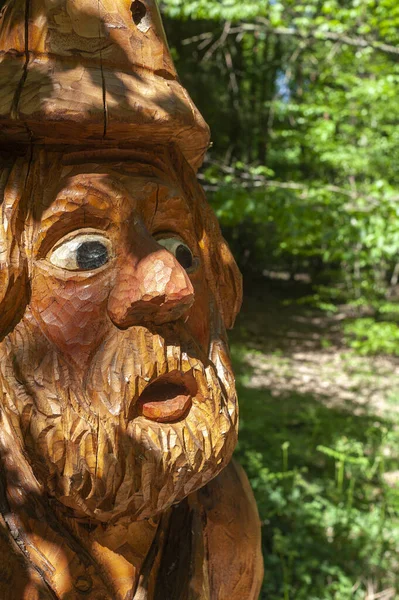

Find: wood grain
<box><xmin>0</xmin><ymin>0</ymin><xmax>263</xmax><ymax>597</ymax></box>
<box><xmin>0</xmin><ymin>0</ymin><xmax>210</xmax><ymax>170</ymax></box>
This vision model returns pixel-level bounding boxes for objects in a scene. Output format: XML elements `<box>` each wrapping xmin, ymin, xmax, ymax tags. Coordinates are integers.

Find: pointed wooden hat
<box><xmin>0</xmin><ymin>0</ymin><xmax>210</xmax><ymax>170</ymax></box>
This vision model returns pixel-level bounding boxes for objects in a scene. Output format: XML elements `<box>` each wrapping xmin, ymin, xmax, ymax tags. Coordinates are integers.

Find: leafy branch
<box><xmin>199</xmin><ymin>161</ymin><xmax>399</xmax><ymax>212</ymax></box>
<box><xmin>184</xmin><ymin>19</ymin><xmax>399</xmax><ymax>58</ymax></box>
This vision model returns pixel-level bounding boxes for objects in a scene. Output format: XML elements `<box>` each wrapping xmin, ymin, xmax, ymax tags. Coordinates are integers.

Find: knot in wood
<box><xmin>130</xmin><ymin>0</ymin><xmax>147</xmax><ymax>25</ymax></box>
<box><xmin>74</xmin><ymin>575</ymin><xmax>93</xmax><ymax>593</ymax></box>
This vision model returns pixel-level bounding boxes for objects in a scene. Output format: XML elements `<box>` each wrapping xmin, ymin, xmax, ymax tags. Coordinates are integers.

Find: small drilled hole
<box><xmin>130</xmin><ymin>0</ymin><xmax>146</xmax><ymax>25</ymax></box>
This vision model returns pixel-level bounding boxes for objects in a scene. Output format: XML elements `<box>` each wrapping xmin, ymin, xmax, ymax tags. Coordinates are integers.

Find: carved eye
<box><xmin>156</xmin><ymin>237</ymin><xmax>199</xmax><ymax>273</ymax></box>
<box><xmin>49</xmin><ymin>233</ymin><xmax>112</xmax><ymax>271</ymax></box>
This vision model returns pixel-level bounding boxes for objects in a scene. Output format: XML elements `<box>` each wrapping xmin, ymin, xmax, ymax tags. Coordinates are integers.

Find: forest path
<box><xmin>230</xmin><ymin>278</ymin><xmax>399</xmax><ymax>416</ymax></box>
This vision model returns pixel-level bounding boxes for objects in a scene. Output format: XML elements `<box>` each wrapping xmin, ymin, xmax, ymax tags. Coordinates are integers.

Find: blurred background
<box><xmin>161</xmin><ymin>2</ymin><xmax>399</xmax><ymax>598</ymax></box>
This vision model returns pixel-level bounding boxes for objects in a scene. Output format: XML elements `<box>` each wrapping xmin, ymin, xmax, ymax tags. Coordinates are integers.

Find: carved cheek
<box><xmin>30</xmin><ymin>266</ymin><xmax>113</xmax><ymax>367</ymax></box>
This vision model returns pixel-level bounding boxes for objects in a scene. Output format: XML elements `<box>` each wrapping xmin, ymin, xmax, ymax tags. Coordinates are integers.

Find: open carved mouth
<box><xmin>137</xmin><ymin>370</ymin><xmax>197</xmax><ymax>423</ymax></box>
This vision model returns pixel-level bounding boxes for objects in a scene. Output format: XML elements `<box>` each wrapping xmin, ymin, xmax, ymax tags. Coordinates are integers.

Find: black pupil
<box><xmin>76</xmin><ymin>241</ymin><xmax>109</xmax><ymax>270</ymax></box>
<box><xmin>175</xmin><ymin>244</ymin><xmax>193</xmax><ymax>270</ymax></box>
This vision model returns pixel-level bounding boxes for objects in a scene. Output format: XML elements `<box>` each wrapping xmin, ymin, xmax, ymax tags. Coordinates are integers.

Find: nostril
<box><xmin>108</xmin><ymin>290</ymin><xmax>194</xmax><ymax>329</ymax></box>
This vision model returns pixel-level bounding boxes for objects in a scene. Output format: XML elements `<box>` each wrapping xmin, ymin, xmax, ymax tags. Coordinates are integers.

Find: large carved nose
<box><xmin>108</xmin><ymin>245</ymin><xmax>195</xmax><ymax>328</ymax></box>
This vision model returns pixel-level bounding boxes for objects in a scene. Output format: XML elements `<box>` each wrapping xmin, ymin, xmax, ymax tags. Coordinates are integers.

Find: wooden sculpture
<box><xmin>0</xmin><ymin>0</ymin><xmax>263</xmax><ymax>598</ymax></box>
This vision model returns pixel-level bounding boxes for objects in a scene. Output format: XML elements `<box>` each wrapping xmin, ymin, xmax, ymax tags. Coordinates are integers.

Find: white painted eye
<box><xmin>49</xmin><ymin>233</ymin><xmax>112</xmax><ymax>271</ymax></box>
<box><xmin>156</xmin><ymin>237</ymin><xmax>199</xmax><ymax>273</ymax></box>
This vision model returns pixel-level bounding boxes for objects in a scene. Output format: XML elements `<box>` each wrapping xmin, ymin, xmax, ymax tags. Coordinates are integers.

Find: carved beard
<box><xmin>0</xmin><ymin>314</ymin><xmax>238</xmax><ymax>522</ymax></box>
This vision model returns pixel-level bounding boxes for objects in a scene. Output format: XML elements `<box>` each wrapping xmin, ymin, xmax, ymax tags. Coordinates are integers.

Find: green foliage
<box><xmin>162</xmin><ymin>0</ymin><xmax>399</xmax><ymax>303</ymax></box>
<box><xmin>231</xmin><ymin>343</ymin><xmax>399</xmax><ymax>599</ymax></box>
<box><xmin>161</xmin><ymin>0</ymin><xmax>270</xmax><ymax>21</ymax></box>
<box><xmin>344</xmin><ymin>318</ymin><xmax>399</xmax><ymax>356</ymax></box>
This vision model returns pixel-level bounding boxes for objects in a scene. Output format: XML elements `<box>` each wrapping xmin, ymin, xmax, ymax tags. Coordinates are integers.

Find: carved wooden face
<box><xmin>0</xmin><ymin>149</ymin><xmax>241</xmax><ymax>522</ymax></box>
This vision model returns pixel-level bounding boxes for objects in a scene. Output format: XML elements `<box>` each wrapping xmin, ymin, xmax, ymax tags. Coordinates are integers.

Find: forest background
<box><xmin>161</xmin><ymin>1</ymin><xmax>399</xmax><ymax>599</ymax></box>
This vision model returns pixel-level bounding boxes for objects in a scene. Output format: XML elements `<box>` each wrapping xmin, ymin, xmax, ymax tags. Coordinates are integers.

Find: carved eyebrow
<box><xmin>41</xmin><ymin>195</ymin><xmax>113</xmax><ymax>221</ymax></box>
<box><xmin>42</xmin><ymin>181</ymin><xmax>117</xmax><ymax>216</ymax></box>
<box><xmin>34</xmin><ymin>205</ymin><xmax>113</xmax><ymax>259</ymax></box>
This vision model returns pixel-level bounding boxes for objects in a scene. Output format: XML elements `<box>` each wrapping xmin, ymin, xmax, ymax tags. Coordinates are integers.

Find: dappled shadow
<box><xmin>230</xmin><ymin>277</ymin><xmax>399</xmax><ymax>416</ymax></box>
